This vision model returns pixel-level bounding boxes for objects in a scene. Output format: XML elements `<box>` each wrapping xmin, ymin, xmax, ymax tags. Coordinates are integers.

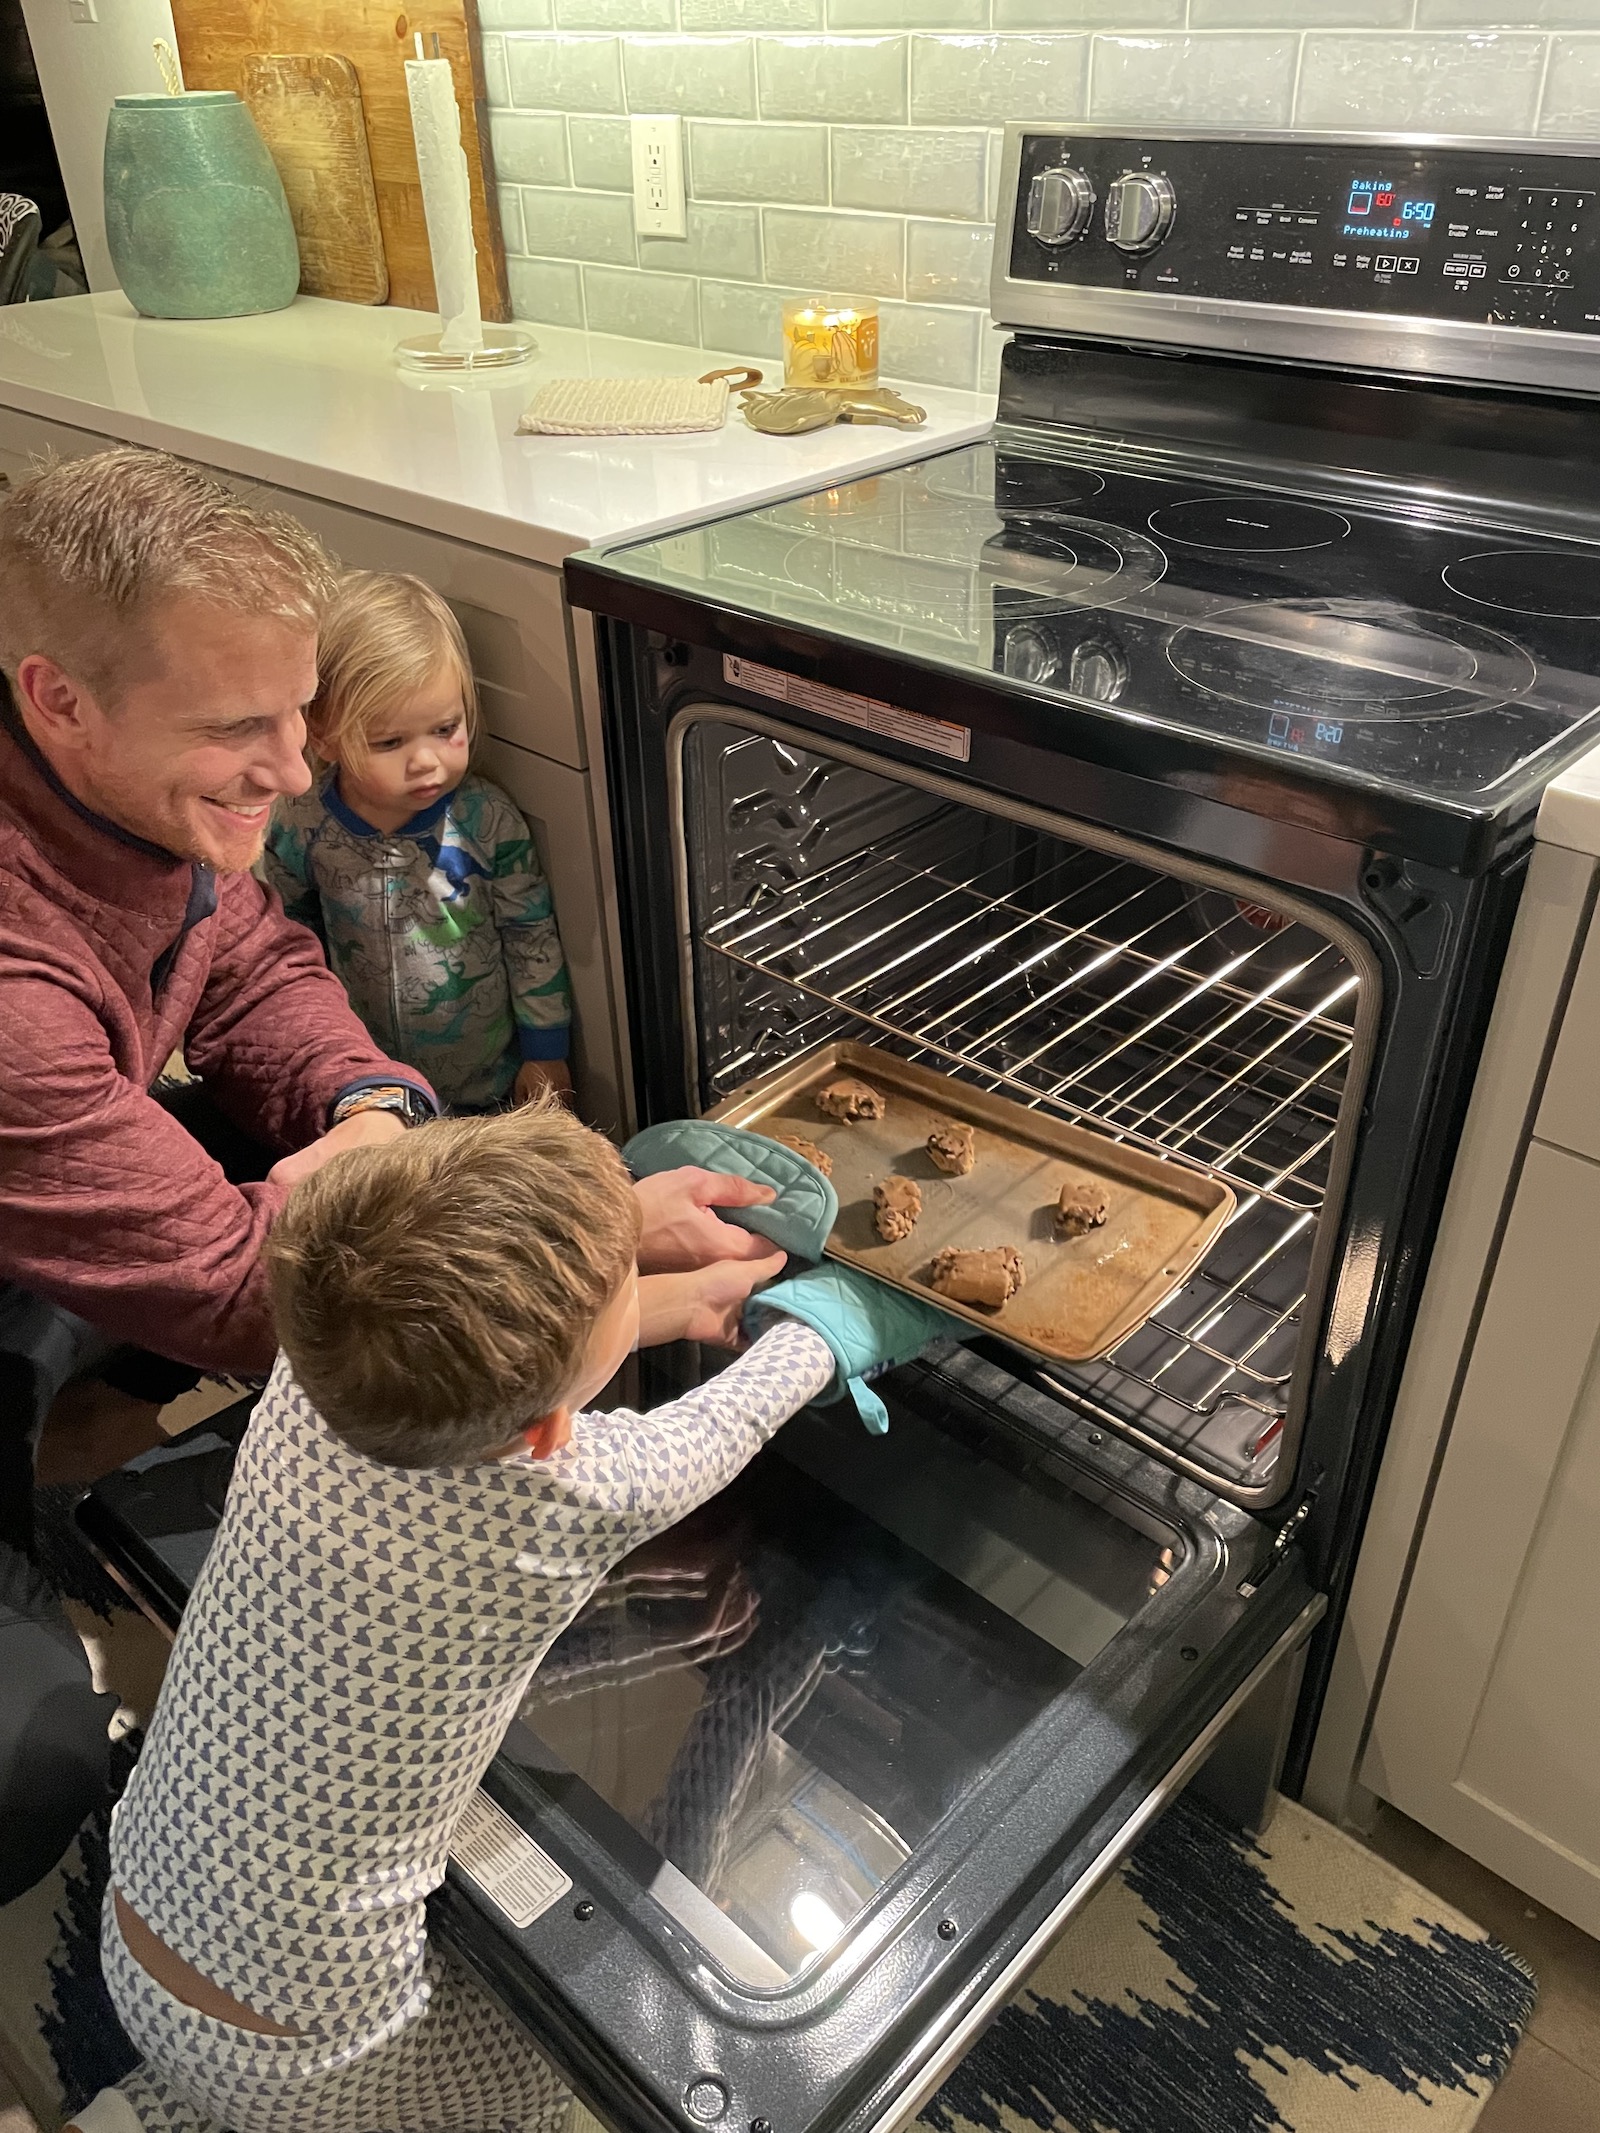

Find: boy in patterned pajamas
<box><xmin>263</xmin><ymin>570</ymin><xmax>573</xmax><ymax>1114</ymax></box>
<box><xmin>70</xmin><ymin>1101</ymin><xmax>927</xmax><ymax>2133</ymax></box>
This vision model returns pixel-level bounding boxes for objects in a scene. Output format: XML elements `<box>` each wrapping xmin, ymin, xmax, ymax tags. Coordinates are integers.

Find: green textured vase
<box><xmin>104</xmin><ymin>91</ymin><xmax>300</xmax><ymax>319</ymax></box>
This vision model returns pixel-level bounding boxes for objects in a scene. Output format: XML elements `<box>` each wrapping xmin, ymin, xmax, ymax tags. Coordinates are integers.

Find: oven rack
<box><xmin>697</xmin><ymin>830</ymin><xmax>1361</xmax><ymax>1473</ymax></box>
<box><xmin>702</xmin><ymin>833</ymin><xmax>1356</xmax><ymax>1216</ymax></box>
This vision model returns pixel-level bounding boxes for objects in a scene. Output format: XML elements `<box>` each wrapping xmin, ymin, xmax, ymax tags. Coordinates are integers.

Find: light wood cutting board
<box><xmin>242</xmin><ymin>54</ymin><xmax>388</xmax><ymax>305</ymax></box>
<box><xmin>169</xmin><ymin>0</ymin><xmax>510</xmax><ymax>321</ymax></box>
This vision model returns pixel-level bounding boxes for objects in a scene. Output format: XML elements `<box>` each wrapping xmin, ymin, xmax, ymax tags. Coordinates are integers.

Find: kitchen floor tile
<box><xmin>1364</xmin><ymin>1803</ymin><xmax>1600</xmax><ymax>2077</ymax></box>
<box><xmin>0</xmin><ymin>2066</ymin><xmax>37</xmax><ymax>2133</ymax></box>
<box><xmin>1474</xmin><ymin>2034</ymin><xmax>1600</xmax><ymax>2131</ymax></box>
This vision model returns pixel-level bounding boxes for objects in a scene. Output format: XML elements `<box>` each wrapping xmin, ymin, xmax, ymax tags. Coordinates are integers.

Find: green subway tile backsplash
<box><xmin>490</xmin><ymin>7</ymin><xmax>1600</xmax><ymax>393</ymax></box>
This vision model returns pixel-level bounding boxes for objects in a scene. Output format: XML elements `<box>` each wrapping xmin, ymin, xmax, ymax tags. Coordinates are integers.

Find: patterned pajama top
<box><xmin>263</xmin><ymin>772</ymin><xmax>571</xmax><ymax>1112</ymax></box>
<box><xmin>109</xmin><ymin>1322</ymin><xmax>835</xmax><ymax>2040</ymax></box>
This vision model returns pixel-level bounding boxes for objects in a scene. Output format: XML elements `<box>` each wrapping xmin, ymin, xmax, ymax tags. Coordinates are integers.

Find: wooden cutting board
<box><xmin>242</xmin><ymin>55</ymin><xmax>388</xmax><ymax>305</ymax></box>
<box><xmin>169</xmin><ymin>0</ymin><xmax>510</xmax><ymax>321</ymax></box>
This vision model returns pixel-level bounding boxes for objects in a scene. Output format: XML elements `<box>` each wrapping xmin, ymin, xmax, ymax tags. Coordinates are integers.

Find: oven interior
<box><xmin>501</xmin><ymin>707</ymin><xmax>1365</xmax><ymax>2007</ymax></box>
<box><xmin>676</xmin><ymin>715</ymin><xmax>1367</xmax><ymax>1500</ymax></box>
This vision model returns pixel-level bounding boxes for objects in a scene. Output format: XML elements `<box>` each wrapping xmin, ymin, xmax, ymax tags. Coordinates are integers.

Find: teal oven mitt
<box><xmin>623</xmin><ymin>1118</ymin><xmax>839</xmax><ymax>1263</ymax></box>
<box><xmin>743</xmin><ymin>1262</ymin><xmax>964</xmax><ymax>1434</ymax></box>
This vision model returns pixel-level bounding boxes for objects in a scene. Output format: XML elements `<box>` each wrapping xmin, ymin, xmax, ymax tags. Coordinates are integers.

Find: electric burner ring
<box><xmin>978</xmin><ymin>512</ymin><xmax>1168</xmax><ymax>620</ymax></box>
<box><xmin>921</xmin><ymin>445</ymin><xmax>1108</xmax><ymax>512</ymax></box>
<box><xmin>1166</xmin><ymin>597</ymin><xmax>1539</xmax><ymax>724</ymax></box>
<box><xmin>1442</xmin><ymin>546</ymin><xmax>1600</xmax><ymax>622</ymax></box>
<box><xmin>1149</xmin><ymin>496</ymin><xmax>1352</xmax><ymax>555</ymax></box>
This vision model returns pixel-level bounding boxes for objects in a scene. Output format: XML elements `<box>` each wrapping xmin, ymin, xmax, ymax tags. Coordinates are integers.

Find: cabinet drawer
<box><xmin>1537</xmin><ymin>902</ymin><xmax>1600</xmax><ymax>1160</ymax></box>
<box><xmin>0</xmin><ymin>406</ymin><xmax>118</xmax><ymax>483</ymax></box>
<box><xmin>474</xmin><ymin>734</ymin><xmax>621</xmax><ymax>1132</ymax></box>
<box><xmin>242</xmin><ymin>481</ymin><xmax>586</xmax><ymax>772</ymax></box>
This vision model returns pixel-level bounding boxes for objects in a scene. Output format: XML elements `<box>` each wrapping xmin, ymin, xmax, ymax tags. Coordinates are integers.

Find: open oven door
<box><xmin>436</xmin><ymin>1347</ymin><xmax>1323</xmax><ymax>2133</ymax></box>
<box><xmin>78</xmin><ymin>1357</ymin><xmax>1320</xmax><ymax>2133</ymax></box>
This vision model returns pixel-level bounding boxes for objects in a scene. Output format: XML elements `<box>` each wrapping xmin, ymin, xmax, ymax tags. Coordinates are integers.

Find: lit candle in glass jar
<box><xmin>782</xmin><ymin>295</ymin><xmax>880</xmax><ymax>390</ymax></box>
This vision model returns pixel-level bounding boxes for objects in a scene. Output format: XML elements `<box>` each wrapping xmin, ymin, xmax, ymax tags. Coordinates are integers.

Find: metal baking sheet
<box><xmin>708</xmin><ymin>1041</ymin><xmax>1235</xmax><ymax>1365</ymax></box>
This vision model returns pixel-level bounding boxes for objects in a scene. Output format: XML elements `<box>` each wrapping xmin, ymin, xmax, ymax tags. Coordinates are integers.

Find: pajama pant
<box><xmin>84</xmin><ymin>1889</ymin><xmax>572</xmax><ymax>2133</ymax></box>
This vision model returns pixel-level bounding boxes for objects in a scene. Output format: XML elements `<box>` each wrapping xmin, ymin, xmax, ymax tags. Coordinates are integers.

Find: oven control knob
<box><xmin>1025</xmin><ymin>166</ymin><xmax>1096</xmax><ymax>248</ymax></box>
<box><xmin>1068</xmin><ymin>636</ymin><xmax>1129</xmax><ymax>703</ymax></box>
<box><xmin>1003</xmin><ymin>624</ymin><xmax>1060</xmax><ymax>686</ymax></box>
<box><xmin>1105</xmin><ymin>171</ymin><xmax>1177</xmax><ymax>254</ymax></box>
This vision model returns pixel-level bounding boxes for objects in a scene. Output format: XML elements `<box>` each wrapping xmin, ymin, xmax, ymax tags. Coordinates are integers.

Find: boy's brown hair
<box><xmin>266</xmin><ymin>1100</ymin><xmax>641</xmax><ymax>1467</ymax></box>
<box><xmin>307</xmin><ymin>568</ymin><xmax>478</xmax><ymax>764</ymax></box>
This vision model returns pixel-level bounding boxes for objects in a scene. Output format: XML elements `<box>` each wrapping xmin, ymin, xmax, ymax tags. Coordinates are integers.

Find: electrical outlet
<box><xmin>67</xmin><ymin>0</ymin><xmax>98</xmax><ymax>20</ymax></box>
<box><xmin>631</xmin><ymin>115</ymin><xmax>686</xmax><ymax>242</ymax></box>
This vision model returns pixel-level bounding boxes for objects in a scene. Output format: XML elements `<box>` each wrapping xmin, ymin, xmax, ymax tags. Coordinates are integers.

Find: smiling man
<box><xmin>0</xmin><ymin>450</ymin><xmax>781</xmax><ymax>1545</ymax></box>
<box><xmin>0</xmin><ymin>449</ymin><xmax>439</xmax><ymax>1522</ymax></box>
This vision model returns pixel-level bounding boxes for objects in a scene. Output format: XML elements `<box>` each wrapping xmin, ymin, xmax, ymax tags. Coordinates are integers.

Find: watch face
<box><xmin>336</xmin><ymin>1084</ymin><xmax>436</xmax><ymax>1128</ymax></box>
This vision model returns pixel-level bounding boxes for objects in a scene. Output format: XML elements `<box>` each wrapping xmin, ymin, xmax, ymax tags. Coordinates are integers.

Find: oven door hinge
<box><xmin>1238</xmin><ymin>1491</ymin><xmax>1315</xmax><ymax>1598</ymax></box>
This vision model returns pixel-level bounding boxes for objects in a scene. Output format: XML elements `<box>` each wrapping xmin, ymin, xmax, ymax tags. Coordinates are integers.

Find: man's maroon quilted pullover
<box><xmin>0</xmin><ymin>715</ymin><xmax>432</xmax><ymax>1375</ymax></box>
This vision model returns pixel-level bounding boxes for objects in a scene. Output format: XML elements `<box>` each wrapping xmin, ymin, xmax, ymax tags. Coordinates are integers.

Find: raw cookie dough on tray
<box><xmin>777</xmin><ymin>1133</ymin><xmax>833</xmax><ymax>1178</ymax></box>
<box><xmin>926</xmin><ymin>1122</ymin><xmax>976</xmax><ymax>1175</ymax></box>
<box><xmin>1055</xmin><ymin>1180</ymin><xmax>1110</xmax><ymax>1237</ymax></box>
<box><xmin>873</xmin><ymin>1175</ymin><xmax>922</xmax><ymax>1243</ymax></box>
<box><xmin>815</xmin><ymin>1076</ymin><xmax>885</xmax><ymax>1122</ymax></box>
<box><xmin>930</xmin><ymin>1245</ymin><xmax>1026</xmax><ymax>1309</ymax></box>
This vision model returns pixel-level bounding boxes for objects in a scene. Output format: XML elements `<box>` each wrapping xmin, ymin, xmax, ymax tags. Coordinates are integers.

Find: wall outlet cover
<box><xmin>631</xmin><ymin>114</ymin><xmax>686</xmax><ymax>242</ymax></box>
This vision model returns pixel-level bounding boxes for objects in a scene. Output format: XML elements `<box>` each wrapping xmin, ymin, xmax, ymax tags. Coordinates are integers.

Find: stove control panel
<box><xmin>1001</xmin><ymin>131</ymin><xmax>1600</xmax><ymax>338</ymax></box>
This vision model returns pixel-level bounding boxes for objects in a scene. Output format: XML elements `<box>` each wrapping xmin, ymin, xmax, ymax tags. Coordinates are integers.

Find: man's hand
<box><xmin>514</xmin><ymin>1059</ymin><xmax>574</xmax><ymax>1107</ymax></box>
<box><xmin>637</xmin><ymin>1252</ymin><xmax>787</xmax><ymax>1350</ymax></box>
<box><xmin>266</xmin><ymin>1109</ymin><xmax>406</xmax><ymax>1192</ymax></box>
<box><xmin>634</xmin><ymin>1166</ymin><xmax>779</xmax><ymax>1274</ymax></box>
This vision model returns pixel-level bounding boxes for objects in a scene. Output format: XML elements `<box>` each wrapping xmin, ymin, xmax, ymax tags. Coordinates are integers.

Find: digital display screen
<box><xmin>1269</xmin><ymin>711</ymin><xmax>1344</xmax><ymax>752</ymax></box>
<box><xmin>1344</xmin><ymin>179</ymin><xmax>1436</xmax><ymax>240</ymax></box>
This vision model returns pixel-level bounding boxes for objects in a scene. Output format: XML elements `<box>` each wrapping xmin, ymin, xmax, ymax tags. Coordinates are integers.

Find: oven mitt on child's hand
<box><xmin>743</xmin><ymin>1263</ymin><xmax>964</xmax><ymax>1434</ymax></box>
<box><xmin>623</xmin><ymin>1120</ymin><xmax>839</xmax><ymax>1263</ymax></box>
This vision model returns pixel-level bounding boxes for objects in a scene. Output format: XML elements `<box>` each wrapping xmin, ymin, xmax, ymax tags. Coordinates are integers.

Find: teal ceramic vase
<box><xmin>104</xmin><ymin>91</ymin><xmax>300</xmax><ymax>319</ymax></box>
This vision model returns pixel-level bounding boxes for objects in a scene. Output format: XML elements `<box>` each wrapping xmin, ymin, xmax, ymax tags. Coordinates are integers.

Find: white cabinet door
<box><xmin>475</xmin><ymin>735</ymin><xmax>626</xmax><ymax>1135</ymax></box>
<box><xmin>1363</xmin><ymin>1137</ymin><xmax>1600</xmax><ymax>1934</ymax></box>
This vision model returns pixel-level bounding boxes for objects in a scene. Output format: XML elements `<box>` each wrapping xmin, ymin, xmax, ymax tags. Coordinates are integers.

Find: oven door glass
<box><xmin>510</xmin><ymin>1380</ymin><xmax>1167</xmax><ymax>1988</ymax></box>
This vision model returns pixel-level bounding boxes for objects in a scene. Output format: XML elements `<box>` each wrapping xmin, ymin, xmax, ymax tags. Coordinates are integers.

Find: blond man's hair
<box><xmin>307</xmin><ymin>569</ymin><xmax>478</xmax><ymax>764</ymax></box>
<box><xmin>0</xmin><ymin>447</ymin><xmax>337</xmax><ymax>701</ymax></box>
<box><xmin>266</xmin><ymin>1099</ymin><xmax>641</xmax><ymax>1468</ymax></box>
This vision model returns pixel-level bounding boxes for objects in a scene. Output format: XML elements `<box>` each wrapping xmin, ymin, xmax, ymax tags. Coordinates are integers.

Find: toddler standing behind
<box><xmin>264</xmin><ymin>570</ymin><xmax>572</xmax><ymax>1112</ymax></box>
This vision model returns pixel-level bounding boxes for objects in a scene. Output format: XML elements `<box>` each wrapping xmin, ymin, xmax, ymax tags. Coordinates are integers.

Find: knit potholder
<box><xmin>623</xmin><ymin>1119</ymin><xmax>838</xmax><ymax>1262</ymax></box>
<box><xmin>517</xmin><ymin>376</ymin><xmax>729</xmax><ymax>436</ymax></box>
<box><xmin>745</xmin><ymin>1263</ymin><xmax>963</xmax><ymax>1432</ymax></box>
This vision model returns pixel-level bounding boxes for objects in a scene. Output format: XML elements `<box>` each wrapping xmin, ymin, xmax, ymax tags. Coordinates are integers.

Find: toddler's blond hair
<box><xmin>308</xmin><ymin>569</ymin><xmax>478</xmax><ymax>763</ymax></box>
<box><xmin>266</xmin><ymin>1098</ymin><xmax>641</xmax><ymax>1468</ymax></box>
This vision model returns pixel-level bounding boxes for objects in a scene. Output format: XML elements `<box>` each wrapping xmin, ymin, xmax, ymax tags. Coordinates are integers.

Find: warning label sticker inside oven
<box><xmin>724</xmin><ymin>655</ymin><xmax>971</xmax><ymax>761</ymax></box>
<box><xmin>450</xmin><ymin>1790</ymin><xmax>573</xmax><ymax>1928</ymax></box>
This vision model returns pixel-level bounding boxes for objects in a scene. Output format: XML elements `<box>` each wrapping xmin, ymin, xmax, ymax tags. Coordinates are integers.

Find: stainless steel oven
<box><xmin>80</xmin><ymin>127</ymin><xmax>1600</xmax><ymax>2133</ymax></box>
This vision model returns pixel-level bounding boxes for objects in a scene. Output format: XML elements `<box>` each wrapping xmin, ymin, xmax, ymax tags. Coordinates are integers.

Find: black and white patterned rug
<box><xmin>923</xmin><ymin>1792</ymin><xmax>1535</xmax><ymax>2133</ymax></box>
<box><xmin>2</xmin><ymin>1782</ymin><xmax>1534</xmax><ymax>2133</ymax></box>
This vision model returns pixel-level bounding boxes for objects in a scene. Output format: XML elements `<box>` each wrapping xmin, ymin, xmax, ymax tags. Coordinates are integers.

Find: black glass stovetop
<box><xmin>607</xmin><ymin>436</ymin><xmax>1600</xmax><ymax>811</ymax></box>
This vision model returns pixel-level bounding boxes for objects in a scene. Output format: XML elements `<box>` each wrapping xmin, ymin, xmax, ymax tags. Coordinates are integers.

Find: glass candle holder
<box><xmin>782</xmin><ymin>295</ymin><xmax>880</xmax><ymax>390</ymax></box>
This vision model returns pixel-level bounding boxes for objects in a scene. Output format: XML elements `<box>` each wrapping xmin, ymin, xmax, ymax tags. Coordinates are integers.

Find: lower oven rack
<box><xmin>696</xmin><ymin>818</ymin><xmax>1360</xmax><ymax>1485</ymax></box>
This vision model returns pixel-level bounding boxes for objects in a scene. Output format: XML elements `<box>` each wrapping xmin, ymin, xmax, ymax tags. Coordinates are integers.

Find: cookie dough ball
<box><xmin>1055</xmin><ymin>1181</ymin><xmax>1109</xmax><ymax>1238</ymax></box>
<box><xmin>926</xmin><ymin>1122</ymin><xmax>976</xmax><ymax>1176</ymax></box>
<box><xmin>873</xmin><ymin>1175</ymin><xmax>922</xmax><ymax>1243</ymax></box>
<box><xmin>816</xmin><ymin>1077</ymin><xmax>886</xmax><ymax>1123</ymax></box>
<box><xmin>930</xmin><ymin>1244</ymin><xmax>1025</xmax><ymax>1308</ymax></box>
<box><xmin>777</xmin><ymin>1133</ymin><xmax>833</xmax><ymax>1179</ymax></box>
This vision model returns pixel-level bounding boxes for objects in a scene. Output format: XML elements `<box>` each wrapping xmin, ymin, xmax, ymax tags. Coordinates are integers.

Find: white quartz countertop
<box><xmin>1537</xmin><ymin>739</ymin><xmax>1600</xmax><ymax>857</ymax></box>
<box><xmin>0</xmin><ymin>294</ymin><xmax>996</xmax><ymax>568</ymax></box>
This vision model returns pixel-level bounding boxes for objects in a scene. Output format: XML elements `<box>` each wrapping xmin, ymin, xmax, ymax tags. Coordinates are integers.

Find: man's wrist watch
<box><xmin>330</xmin><ymin>1082</ymin><xmax>435</xmax><ymax>1130</ymax></box>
